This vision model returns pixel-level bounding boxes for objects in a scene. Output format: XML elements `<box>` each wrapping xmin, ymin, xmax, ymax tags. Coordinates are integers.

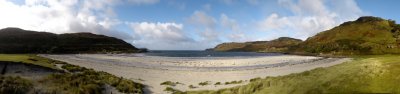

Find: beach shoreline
<box><xmin>41</xmin><ymin>54</ymin><xmax>351</xmax><ymax>94</ymax></box>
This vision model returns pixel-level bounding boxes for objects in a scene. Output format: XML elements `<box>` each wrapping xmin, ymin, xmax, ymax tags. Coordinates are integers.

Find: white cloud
<box><xmin>129</xmin><ymin>21</ymin><xmax>225</xmax><ymax>50</ymax></box>
<box><xmin>259</xmin><ymin>0</ymin><xmax>364</xmax><ymax>39</ymax></box>
<box><xmin>130</xmin><ymin>22</ymin><xmax>191</xmax><ymax>43</ymax></box>
<box><xmin>329</xmin><ymin>0</ymin><xmax>363</xmax><ymax>20</ymax></box>
<box><xmin>129</xmin><ymin>22</ymin><xmax>196</xmax><ymax>50</ymax></box>
<box><xmin>278</xmin><ymin>0</ymin><xmax>330</xmax><ymax>16</ymax></box>
<box><xmin>0</xmin><ymin>0</ymin><xmax>161</xmax><ymax>43</ymax></box>
<box><xmin>228</xmin><ymin>33</ymin><xmax>248</xmax><ymax>42</ymax></box>
<box><xmin>259</xmin><ymin>13</ymin><xmax>291</xmax><ymax>31</ymax></box>
<box><xmin>187</xmin><ymin>11</ymin><xmax>217</xmax><ymax>28</ymax></box>
<box><xmin>203</xmin><ymin>4</ymin><xmax>212</xmax><ymax>11</ymax></box>
<box><xmin>220</xmin><ymin>14</ymin><xmax>240</xmax><ymax>32</ymax></box>
<box><xmin>0</xmin><ymin>0</ymin><xmax>75</xmax><ymax>33</ymax></box>
<box><xmin>199</xmin><ymin>28</ymin><xmax>220</xmax><ymax>42</ymax></box>
<box><xmin>187</xmin><ymin>11</ymin><xmax>221</xmax><ymax>43</ymax></box>
<box><xmin>220</xmin><ymin>14</ymin><xmax>248</xmax><ymax>42</ymax></box>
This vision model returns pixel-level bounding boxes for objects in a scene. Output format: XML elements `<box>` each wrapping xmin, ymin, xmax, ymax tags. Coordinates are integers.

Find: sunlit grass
<box><xmin>41</xmin><ymin>69</ymin><xmax>144</xmax><ymax>94</ymax></box>
<box><xmin>0</xmin><ymin>54</ymin><xmax>59</xmax><ymax>69</ymax></box>
<box><xmin>182</xmin><ymin>55</ymin><xmax>400</xmax><ymax>94</ymax></box>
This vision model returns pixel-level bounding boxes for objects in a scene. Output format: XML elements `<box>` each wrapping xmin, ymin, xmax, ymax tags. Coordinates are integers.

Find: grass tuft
<box><xmin>199</xmin><ymin>81</ymin><xmax>211</xmax><ymax>86</ymax></box>
<box><xmin>161</xmin><ymin>81</ymin><xmax>182</xmax><ymax>86</ymax></box>
<box><xmin>0</xmin><ymin>76</ymin><xmax>33</xmax><ymax>94</ymax></box>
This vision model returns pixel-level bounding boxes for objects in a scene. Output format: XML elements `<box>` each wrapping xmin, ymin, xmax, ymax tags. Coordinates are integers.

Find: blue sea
<box><xmin>141</xmin><ymin>50</ymin><xmax>283</xmax><ymax>57</ymax></box>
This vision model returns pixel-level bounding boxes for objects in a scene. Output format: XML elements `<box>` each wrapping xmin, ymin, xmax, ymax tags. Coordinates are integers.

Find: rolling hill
<box><xmin>0</xmin><ymin>27</ymin><xmax>140</xmax><ymax>54</ymax></box>
<box><xmin>292</xmin><ymin>16</ymin><xmax>400</xmax><ymax>55</ymax></box>
<box><xmin>212</xmin><ymin>37</ymin><xmax>302</xmax><ymax>53</ymax></box>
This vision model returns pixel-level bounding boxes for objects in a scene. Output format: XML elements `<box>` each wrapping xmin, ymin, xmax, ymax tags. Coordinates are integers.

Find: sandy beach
<box><xmin>41</xmin><ymin>54</ymin><xmax>351</xmax><ymax>94</ymax></box>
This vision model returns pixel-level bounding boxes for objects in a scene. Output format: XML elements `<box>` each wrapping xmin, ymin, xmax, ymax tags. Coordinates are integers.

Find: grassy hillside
<box><xmin>55</xmin><ymin>32</ymin><xmax>139</xmax><ymax>53</ymax></box>
<box><xmin>293</xmin><ymin>16</ymin><xmax>400</xmax><ymax>55</ymax></box>
<box><xmin>0</xmin><ymin>27</ymin><xmax>140</xmax><ymax>54</ymax></box>
<box><xmin>213</xmin><ymin>37</ymin><xmax>302</xmax><ymax>52</ymax></box>
<box><xmin>213</xmin><ymin>16</ymin><xmax>400</xmax><ymax>55</ymax></box>
<box><xmin>0</xmin><ymin>28</ymin><xmax>58</xmax><ymax>53</ymax></box>
<box><xmin>181</xmin><ymin>55</ymin><xmax>400</xmax><ymax>94</ymax></box>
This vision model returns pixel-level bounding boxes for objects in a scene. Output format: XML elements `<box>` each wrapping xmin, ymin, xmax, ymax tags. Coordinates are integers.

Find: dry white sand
<box><xmin>41</xmin><ymin>54</ymin><xmax>351</xmax><ymax>94</ymax></box>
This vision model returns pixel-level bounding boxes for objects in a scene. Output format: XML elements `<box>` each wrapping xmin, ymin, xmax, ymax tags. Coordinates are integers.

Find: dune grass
<box><xmin>41</xmin><ymin>68</ymin><xmax>144</xmax><ymax>94</ymax></box>
<box><xmin>161</xmin><ymin>81</ymin><xmax>183</xmax><ymax>86</ymax></box>
<box><xmin>0</xmin><ymin>76</ymin><xmax>33</xmax><ymax>94</ymax></box>
<box><xmin>0</xmin><ymin>54</ymin><xmax>60</xmax><ymax>69</ymax></box>
<box><xmin>0</xmin><ymin>54</ymin><xmax>144</xmax><ymax>94</ymax></box>
<box><xmin>181</xmin><ymin>55</ymin><xmax>400</xmax><ymax>94</ymax></box>
<box><xmin>38</xmin><ymin>60</ymin><xmax>144</xmax><ymax>93</ymax></box>
<box><xmin>199</xmin><ymin>81</ymin><xmax>211</xmax><ymax>86</ymax></box>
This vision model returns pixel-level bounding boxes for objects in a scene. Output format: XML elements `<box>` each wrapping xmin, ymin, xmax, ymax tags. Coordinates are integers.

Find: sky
<box><xmin>0</xmin><ymin>0</ymin><xmax>399</xmax><ymax>50</ymax></box>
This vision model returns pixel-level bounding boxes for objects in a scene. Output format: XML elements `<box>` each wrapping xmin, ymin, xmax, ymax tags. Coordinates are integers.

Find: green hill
<box><xmin>0</xmin><ymin>27</ymin><xmax>140</xmax><ymax>54</ymax></box>
<box><xmin>212</xmin><ymin>37</ymin><xmax>302</xmax><ymax>53</ymax></box>
<box><xmin>292</xmin><ymin>16</ymin><xmax>400</xmax><ymax>55</ymax></box>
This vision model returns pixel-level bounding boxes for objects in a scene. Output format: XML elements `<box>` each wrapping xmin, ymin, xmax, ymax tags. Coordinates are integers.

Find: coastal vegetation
<box><xmin>0</xmin><ymin>54</ymin><xmax>144</xmax><ymax>94</ymax></box>
<box><xmin>0</xmin><ymin>54</ymin><xmax>60</xmax><ymax>69</ymax></box>
<box><xmin>0</xmin><ymin>76</ymin><xmax>33</xmax><ymax>94</ymax></box>
<box><xmin>165</xmin><ymin>87</ymin><xmax>183</xmax><ymax>93</ymax></box>
<box><xmin>42</xmin><ymin>68</ymin><xmax>143</xmax><ymax>93</ymax></box>
<box><xmin>61</xmin><ymin>63</ymin><xmax>88</xmax><ymax>72</ymax></box>
<box><xmin>214</xmin><ymin>82</ymin><xmax>221</xmax><ymax>85</ymax></box>
<box><xmin>189</xmin><ymin>85</ymin><xmax>198</xmax><ymax>89</ymax></box>
<box><xmin>198</xmin><ymin>81</ymin><xmax>211</xmax><ymax>86</ymax></box>
<box><xmin>181</xmin><ymin>55</ymin><xmax>400</xmax><ymax>94</ymax></box>
<box><xmin>161</xmin><ymin>81</ymin><xmax>183</xmax><ymax>86</ymax></box>
<box><xmin>224</xmin><ymin>80</ymin><xmax>243</xmax><ymax>85</ymax></box>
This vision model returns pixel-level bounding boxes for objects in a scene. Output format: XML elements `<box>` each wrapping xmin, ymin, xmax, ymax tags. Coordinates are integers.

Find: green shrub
<box><xmin>61</xmin><ymin>64</ymin><xmax>87</xmax><ymax>72</ymax></box>
<box><xmin>189</xmin><ymin>85</ymin><xmax>197</xmax><ymax>89</ymax></box>
<box><xmin>224</xmin><ymin>80</ymin><xmax>243</xmax><ymax>85</ymax></box>
<box><xmin>161</xmin><ymin>81</ymin><xmax>179</xmax><ymax>86</ymax></box>
<box><xmin>43</xmin><ymin>69</ymin><xmax>143</xmax><ymax>94</ymax></box>
<box><xmin>164</xmin><ymin>87</ymin><xmax>183</xmax><ymax>93</ymax></box>
<box><xmin>199</xmin><ymin>81</ymin><xmax>210</xmax><ymax>86</ymax></box>
<box><xmin>249</xmin><ymin>77</ymin><xmax>262</xmax><ymax>82</ymax></box>
<box><xmin>115</xmin><ymin>78</ymin><xmax>143</xmax><ymax>93</ymax></box>
<box><xmin>214</xmin><ymin>82</ymin><xmax>221</xmax><ymax>85</ymax></box>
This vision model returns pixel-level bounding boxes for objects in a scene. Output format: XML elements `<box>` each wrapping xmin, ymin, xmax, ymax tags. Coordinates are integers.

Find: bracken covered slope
<box><xmin>292</xmin><ymin>16</ymin><xmax>400</xmax><ymax>55</ymax></box>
